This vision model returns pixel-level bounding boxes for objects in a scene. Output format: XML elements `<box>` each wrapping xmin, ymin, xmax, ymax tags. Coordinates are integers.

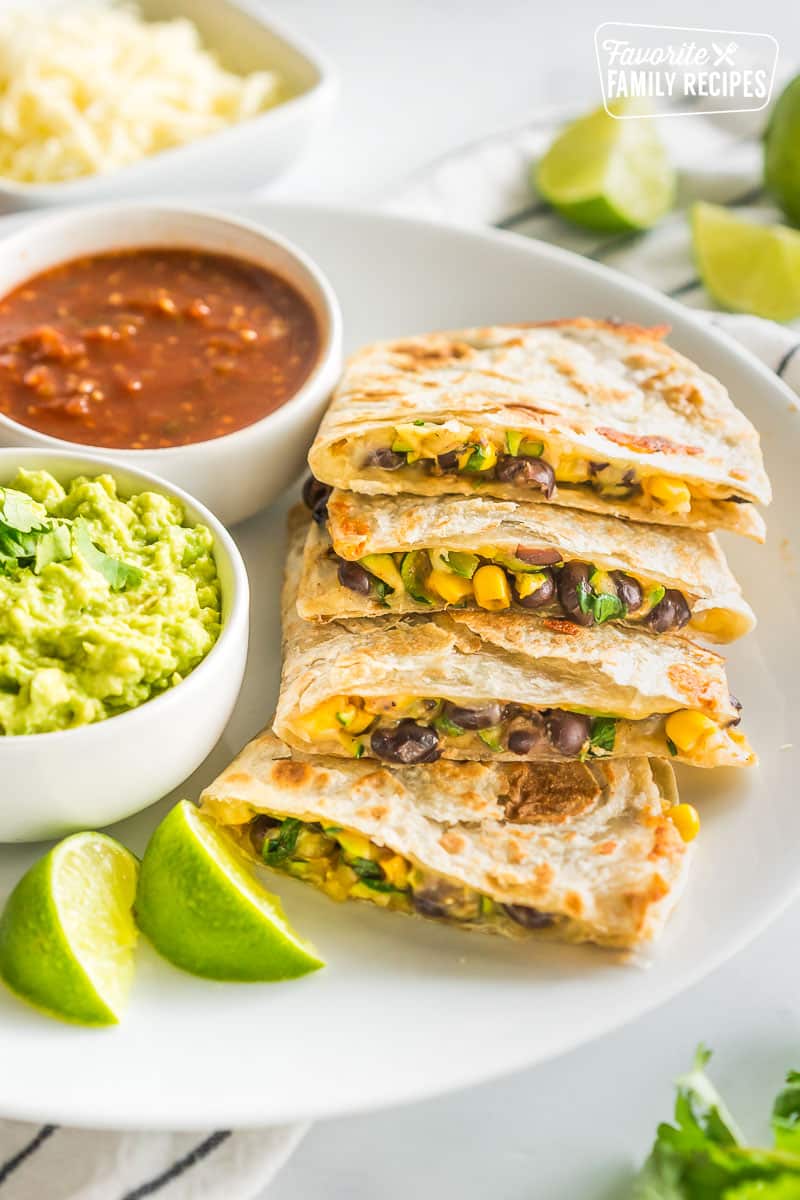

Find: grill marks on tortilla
<box><xmin>502</xmin><ymin>762</ymin><xmax>601</xmax><ymax>825</ymax></box>
<box><xmin>391</xmin><ymin>339</ymin><xmax>475</xmax><ymax>368</ymax></box>
<box><xmin>271</xmin><ymin>760</ymin><xmax>314</xmax><ymax>788</ymax></box>
<box><xmin>596</xmin><ymin>426</ymin><xmax>705</xmax><ymax>457</ymax></box>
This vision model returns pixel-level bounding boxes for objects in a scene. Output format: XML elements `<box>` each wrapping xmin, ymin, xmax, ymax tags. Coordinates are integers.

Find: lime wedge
<box><xmin>535</xmin><ymin>99</ymin><xmax>675</xmax><ymax>232</ymax></box>
<box><xmin>691</xmin><ymin>202</ymin><xmax>800</xmax><ymax>323</ymax></box>
<box><xmin>135</xmin><ymin>801</ymin><xmax>324</xmax><ymax>981</ymax></box>
<box><xmin>765</xmin><ymin>73</ymin><xmax>800</xmax><ymax>225</ymax></box>
<box><xmin>0</xmin><ymin>833</ymin><xmax>139</xmax><ymax>1026</ymax></box>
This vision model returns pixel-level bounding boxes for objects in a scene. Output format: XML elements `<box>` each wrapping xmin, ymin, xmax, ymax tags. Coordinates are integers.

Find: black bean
<box><xmin>728</xmin><ymin>693</ymin><xmax>742</xmax><ymax>727</ymax></box>
<box><xmin>364</xmin><ymin>447</ymin><xmax>406</xmax><ymax>470</ymax></box>
<box><xmin>588</xmin><ymin>461</ymin><xmax>609</xmax><ymax>476</ymax></box>
<box><xmin>646</xmin><ymin>589</ymin><xmax>691</xmax><ymax>633</ymax></box>
<box><xmin>610</xmin><ymin>571</ymin><xmax>642</xmax><ymax>612</ymax></box>
<box><xmin>556</xmin><ymin>561</ymin><xmax>594</xmax><ymax>626</ymax></box>
<box><xmin>437</xmin><ymin>450</ymin><xmax>460</xmax><ymax>471</ymax></box>
<box><xmin>495</xmin><ymin>455</ymin><xmax>556</xmax><ymax>497</ymax></box>
<box><xmin>371</xmin><ymin>720</ymin><xmax>441</xmax><ymax>764</ymax></box>
<box><xmin>441</xmin><ymin>700</ymin><xmax>503</xmax><ymax>730</ymax></box>
<box><xmin>512</xmin><ymin>567</ymin><xmax>555</xmax><ymax>610</ymax></box>
<box><xmin>514</xmin><ymin>544</ymin><xmax>562</xmax><ymax>566</ymax></box>
<box><xmin>727</xmin><ymin>495</ymin><xmax>749</xmax><ymax>503</ymax></box>
<box><xmin>302</xmin><ymin>475</ymin><xmax>332</xmax><ymax>521</ymax></box>
<box><xmin>337</xmin><ymin>560</ymin><xmax>372</xmax><ymax>596</ymax></box>
<box><xmin>412</xmin><ymin>892</ymin><xmax>450</xmax><ymax>919</ymax></box>
<box><xmin>502</xmin><ymin>904</ymin><xmax>555</xmax><ymax>930</ymax></box>
<box><xmin>507</xmin><ymin>714</ymin><xmax>548</xmax><ymax>756</ymax></box>
<box><xmin>249</xmin><ymin>814</ymin><xmax>281</xmax><ymax>856</ymax></box>
<box><xmin>546</xmin><ymin>709</ymin><xmax>591</xmax><ymax>756</ymax></box>
<box><xmin>412</xmin><ymin>883</ymin><xmax>480</xmax><ymax>922</ymax></box>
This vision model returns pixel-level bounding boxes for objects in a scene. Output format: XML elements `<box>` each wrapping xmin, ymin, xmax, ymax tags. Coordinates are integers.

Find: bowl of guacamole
<box><xmin>0</xmin><ymin>450</ymin><xmax>249</xmax><ymax>841</ymax></box>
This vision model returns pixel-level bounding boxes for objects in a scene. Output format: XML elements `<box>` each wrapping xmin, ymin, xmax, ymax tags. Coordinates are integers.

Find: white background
<box><xmin>256</xmin><ymin>1</ymin><xmax>799</xmax><ymax>1194</ymax></box>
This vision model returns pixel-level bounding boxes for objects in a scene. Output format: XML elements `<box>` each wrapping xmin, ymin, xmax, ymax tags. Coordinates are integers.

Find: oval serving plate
<box><xmin>0</xmin><ymin>201</ymin><xmax>796</xmax><ymax>1130</ymax></box>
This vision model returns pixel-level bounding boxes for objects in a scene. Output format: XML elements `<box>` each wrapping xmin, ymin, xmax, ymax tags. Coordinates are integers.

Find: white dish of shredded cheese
<box><xmin>0</xmin><ymin>0</ymin><xmax>334</xmax><ymax>203</ymax></box>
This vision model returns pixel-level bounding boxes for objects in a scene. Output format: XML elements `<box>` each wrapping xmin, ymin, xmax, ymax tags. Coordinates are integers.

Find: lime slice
<box><xmin>535</xmin><ymin>99</ymin><xmax>675</xmax><ymax>232</ymax></box>
<box><xmin>135</xmin><ymin>801</ymin><xmax>324</xmax><ymax>981</ymax></box>
<box><xmin>765</xmin><ymin>73</ymin><xmax>800</xmax><ymax>225</ymax></box>
<box><xmin>0</xmin><ymin>833</ymin><xmax>139</xmax><ymax>1026</ymax></box>
<box><xmin>691</xmin><ymin>202</ymin><xmax>800</xmax><ymax>323</ymax></box>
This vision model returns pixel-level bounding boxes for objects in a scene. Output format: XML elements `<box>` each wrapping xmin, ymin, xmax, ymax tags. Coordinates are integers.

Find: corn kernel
<box><xmin>380</xmin><ymin>854</ymin><xmax>410</xmax><ymax>888</ymax></box>
<box><xmin>337</xmin><ymin>702</ymin><xmax>373</xmax><ymax>734</ymax></box>
<box><xmin>298</xmin><ymin>695</ymin><xmax>351</xmax><ymax>737</ymax></box>
<box><xmin>513</xmin><ymin>571</ymin><xmax>547</xmax><ymax>600</ymax></box>
<box><xmin>473</xmin><ymin>564</ymin><xmax>512</xmax><ymax>610</ymax></box>
<box><xmin>351</xmin><ymin>881</ymin><xmax>394</xmax><ymax>907</ymax></box>
<box><xmin>689</xmin><ymin>608</ymin><xmax>739</xmax><ymax>643</ymax></box>
<box><xmin>555</xmin><ymin>455</ymin><xmax>589</xmax><ymax>483</ymax></box>
<box><xmin>665</xmin><ymin>709</ymin><xmax>719</xmax><ymax>754</ymax></box>
<box><xmin>337</xmin><ymin>731</ymin><xmax>365</xmax><ymax>757</ymax></box>
<box><xmin>336</xmin><ymin>830</ymin><xmax>376</xmax><ymax>860</ymax></box>
<box><xmin>668</xmin><ymin>803</ymin><xmax>701</xmax><ymax>843</ymax></box>
<box><xmin>643</xmin><ymin>475</ymin><xmax>692</xmax><ymax>515</ymax></box>
<box><xmin>427</xmin><ymin>569</ymin><xmax>474</xmax><ymax>604</ymax></box>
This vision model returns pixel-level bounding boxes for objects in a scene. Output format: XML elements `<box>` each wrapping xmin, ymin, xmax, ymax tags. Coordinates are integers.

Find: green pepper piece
<box><xmin>445</xmin><ymin>551</ymin><xmax>480</xmax><ymax>578</ymax></box>
<box><xmin>519</xmin><ymin>438</ymin><xmax>544</xmax><ymax>457</ymax></box>
<box><xmin>360</xmin><ymin>553</ymin><xmax>404</xmax><ymax>594</ymax></box>
<box><xmin>400</xmin><ymin>550</ymin><xmax>434</xmax><ymax>603</ymax></box>
<box><xmin>478</xmin><ymin>727</ymin><xmax>503</xmax><ymax>752</ymax></box>
<box><xmin>433</xmin><ymin>714</ymin><xmax>466</xmax><ymax>737</ymax></box>
<box><xmin>505</xmin><ymin>430</ymin><xmax>523</xmax><ymax>455</ymax></box>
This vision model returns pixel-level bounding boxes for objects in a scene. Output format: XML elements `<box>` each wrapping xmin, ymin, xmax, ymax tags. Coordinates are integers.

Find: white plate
<box><xmin>0</xmin><ymin>202</ymin><xmax>796</xmax><ymax>1131</ymax></box>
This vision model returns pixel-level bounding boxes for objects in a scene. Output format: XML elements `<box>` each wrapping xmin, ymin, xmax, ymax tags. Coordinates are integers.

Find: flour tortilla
<box><xmin>298</xmin><ymin>488</ymin><xmax>754</xmax><ymax>641</ymax></box>
<box><xmin>200</xmin><ymin>730</ymin><xmax>688</xmax><ymax>949</ymax></box>
<box><xmin>279</xmin><ymin>510</ymin><xmax>752</xmax><ymax>768</ymax></box>
<box><xmin>307</xmin><ymin>320</ymin><xmax>770</xmax><ymax>539</ymax></box>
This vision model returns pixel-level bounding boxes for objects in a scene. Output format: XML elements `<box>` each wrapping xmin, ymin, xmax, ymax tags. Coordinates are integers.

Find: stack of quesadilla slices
<box><xmin>202</xmin><ymin>319</ymin><xmax>771</xmax><ymax>951</ymax></box>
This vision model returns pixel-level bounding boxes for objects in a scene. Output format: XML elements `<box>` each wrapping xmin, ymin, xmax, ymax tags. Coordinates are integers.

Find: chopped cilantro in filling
<box><xmin>247</xmin><ymin>814</ymin><xmax>558</xmax><ymax>931</ymax></box>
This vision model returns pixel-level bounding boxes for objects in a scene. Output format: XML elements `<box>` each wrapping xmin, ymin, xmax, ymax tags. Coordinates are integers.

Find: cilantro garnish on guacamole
<box><xmin>0</xmin><ymin>469</ymin><xmax>222</xmax><ymax>735</ymax></box>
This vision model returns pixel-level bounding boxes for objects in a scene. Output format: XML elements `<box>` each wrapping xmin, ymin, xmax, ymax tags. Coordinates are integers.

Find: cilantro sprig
<box><xmin>576</xmin><ymin>572</ymin><xmax>626</xmax><ymax>624</ymax></box>
<box><xmin>0</xmin><ymin>486</ymin><xmax>141</xmax><ymax>591</ymax></box>
<box><xmin>631</xmin><ymin>1047</ymin><xmax>800</xmax><ymax>1197</ymax></box>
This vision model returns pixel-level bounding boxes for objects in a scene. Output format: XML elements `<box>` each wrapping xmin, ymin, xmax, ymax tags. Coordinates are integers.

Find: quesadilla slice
<box><xmin>307</xmin><ymin>320</ymin><xmax>771</xmax><ymax>540</ymax></box>
<box><xmin>300</xmin><ymin>486</ymin><xmax>754</xmax><ymax>643</ymax></box>
<box><xmin>278</xmin><ymin>511</ymin><xmax>754</xmax><ymax>768</ymax></box>
<box><xmin>200</xmin><ymin>731</ymin><xmax>690</xmax><ymax>950</ymax></box>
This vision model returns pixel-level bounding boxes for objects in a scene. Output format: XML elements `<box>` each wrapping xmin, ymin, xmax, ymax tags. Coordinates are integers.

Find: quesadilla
<box><xmin>200</xmin><ymin>731</ymin><xmax>690</xmax><ymax>950</ymax></box>
<box><xmin>278</xmin><ymin>511</ymin><xmax>754</xmax><ymax>768</ymax></box>
<box><xmin>307</xmin><ymin>320</ymin><xmax>771</xmax><ymax>540</ymax></box>
<box><xmin>300</xmin><ymin>486</ymin><xmax>754</xmax><ymax>643</ymax></box>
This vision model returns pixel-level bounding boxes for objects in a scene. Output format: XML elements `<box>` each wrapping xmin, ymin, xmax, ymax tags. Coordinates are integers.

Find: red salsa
<box><xmin>0</xmin><ymin>248</ymin><xmax>320</xmax><ymax>448</ymax></box>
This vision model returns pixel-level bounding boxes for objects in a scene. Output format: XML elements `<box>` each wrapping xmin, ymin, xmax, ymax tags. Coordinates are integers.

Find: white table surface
<box><xmin>255</xmin><ymin>2</ymin><xmax>798</xmax><ymax>1194</ymax></box>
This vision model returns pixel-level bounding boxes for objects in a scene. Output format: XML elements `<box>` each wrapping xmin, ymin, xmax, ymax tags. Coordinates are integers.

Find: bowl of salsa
<box><xmin>0</xmin><ymin>205</ymin><xmax>342</xmax><ymax>525</ymax></box>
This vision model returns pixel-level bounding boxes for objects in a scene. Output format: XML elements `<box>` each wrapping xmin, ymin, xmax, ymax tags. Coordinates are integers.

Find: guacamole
<box><xmin>0</xmin><ymin>469</ymin><xmax>222</xmax><ymax>735</ymax></box>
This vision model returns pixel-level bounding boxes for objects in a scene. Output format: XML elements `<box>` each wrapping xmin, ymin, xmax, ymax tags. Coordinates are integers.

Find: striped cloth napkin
<box><xmin>3</xmin><ymin>100</ymin><xmax>799</xmax><ymax>1200</ymax></box>
<box><xmin>0</xmin><ymin>1122</ymin><xmax>306</xmax><ymax>1199</ymax></box>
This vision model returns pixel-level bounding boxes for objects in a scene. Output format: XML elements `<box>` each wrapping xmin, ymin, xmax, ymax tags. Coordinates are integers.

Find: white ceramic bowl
<box><xmin>0</xmin><ymin>203</ymin><xmax>342</xmax><ymax>526</ymax></box>
<box><xmin>0</xmin><ymin>0</ymin><xmax>337</xmax><ymax>212</ymax></box>
<box><xmin>0</xmin><ymin>448</ymin><xmax>249</xmax><ymax>842</ymax></box>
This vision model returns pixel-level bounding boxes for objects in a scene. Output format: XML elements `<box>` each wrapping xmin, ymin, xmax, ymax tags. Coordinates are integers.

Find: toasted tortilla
<box><xmin>298</xmin><ymin>488</ymin><xmax>754</xmax><ymax>642</ymax></box>
<box><xmin>308</xmin><ymin>320</ymin><xmax>770</xmax><ymax>539</ymax></box>
<box><xmin>200</xmin><ymin>730</ymin><xmax>688</xmax><ymax>949</ymax></box>
<box><xmin>278</xmin><ymin>510</ymin><xmax>752</xmax><ymax>767</ymax></box>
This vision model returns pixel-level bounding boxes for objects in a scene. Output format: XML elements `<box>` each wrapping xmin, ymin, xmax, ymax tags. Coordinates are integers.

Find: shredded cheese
<box><xmin>0</xmin><ymin>2</ymin><xmax>284</xmax><ymax>183</ymax></box>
